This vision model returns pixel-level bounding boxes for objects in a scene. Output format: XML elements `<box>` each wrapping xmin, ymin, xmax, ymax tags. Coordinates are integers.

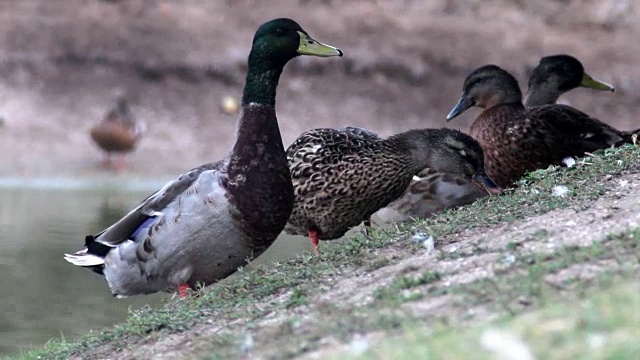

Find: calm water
<box><xmin>0</xmin><ymin>178</ymin><xmax>312</xmax><ymax>356</ymax></box>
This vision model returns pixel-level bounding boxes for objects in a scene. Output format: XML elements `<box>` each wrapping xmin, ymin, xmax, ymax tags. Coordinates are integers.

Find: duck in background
<box><xmin>525</xmin><ymin>54</ymin><xmax>638</xmax><ymax>141</ymax></box>
<box><xmin>446</xmin><ymin>64</ymin><xmax>636</xmax><ymax>188</ymax></box>
<box><xmin>285</xmin><ymin>126</ymin><xmax>502</xmax><ymax>254</ymax></box>
<box><xmin>524</xmin><ymin>54</ymin><xmax>614</xmax><ymax>107</ymax></box>
<box><xmin>355</xmin><ymin>55</ymin><xmax>614</xmax><ymax>225</ymax></box>
<box><xmin>65</xmin><ymin>18</ymin><xmax>343</xmax><ymax>297</ymax></box>
<box><xmin>90</xmin><ymin>93</ymin><xmax>145</xmax><ymax>171</ymax></box>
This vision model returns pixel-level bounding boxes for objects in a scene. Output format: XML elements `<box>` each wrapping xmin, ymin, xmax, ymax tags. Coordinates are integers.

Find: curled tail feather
<box><xmin>63</xmin><ymin>235</ymin><xmax>114</xmax><ymax>275</ymax></box>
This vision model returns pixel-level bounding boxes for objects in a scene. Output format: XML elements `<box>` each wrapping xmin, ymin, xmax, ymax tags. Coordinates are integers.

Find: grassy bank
<box><xmin>16</xmin><ymin>144</ymin><xmax>640</xmax><ymax>360</ymax></box>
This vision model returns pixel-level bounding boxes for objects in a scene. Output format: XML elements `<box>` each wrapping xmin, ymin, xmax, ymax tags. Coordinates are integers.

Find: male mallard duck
<box><xmin>525</xmin><ymin>54</ymin><xmax>614</xmax><ymax>107</ymax></box>
<box><xmin>525</xmin><ymin>55</ymin><xmax>638</xmax><ymax>140</ymax></box>
<box><xmin>285</xmin><ymin>127</ymin><xmax>501</xmax><ymax>254</ymax></box>
<box><xmin>446</xmin><ymin>65</ymin><xmax>636</xmax><ymax>188</ymax></box>
<box><xmin>64</xmin><ymin>18</ymin><xmax>343</xmax><ymax>297</ymax></box>
<box><xmin>90</xmin><ymin>94</ymin><xmax>145</xmax><ymax>171</ymax></box>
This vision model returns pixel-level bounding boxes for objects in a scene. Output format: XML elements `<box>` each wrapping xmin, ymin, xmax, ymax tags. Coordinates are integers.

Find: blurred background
<box><xmin>0</xmin><ymin>0</ymin><xmax>638</xmax><ymax>178</ymax></box>
<box><xmin>0</xmin><ymin>0</ymin><xmax>638</xmax><ymax>356</ymax></box>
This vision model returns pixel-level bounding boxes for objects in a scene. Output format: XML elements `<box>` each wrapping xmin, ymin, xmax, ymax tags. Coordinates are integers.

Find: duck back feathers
<box><xmin>285</xmin><ymin>127</ymin><xmax>486</xmax><ymax>240</ymax></box>
<box><xmin>286</xmin><ymin>127</ymin><xmax>414</xmax><ymax>240</ymax></box>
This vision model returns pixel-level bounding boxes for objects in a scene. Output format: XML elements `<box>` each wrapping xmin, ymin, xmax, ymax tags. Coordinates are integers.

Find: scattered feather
<box><xmin>552</xmin><ymin>185</ymin><xmax>570</xmax><ymax>198</ymax></box>
<box><xmin>238</xmin><ymin>333</ymin><xmax>254</xmax><ymax>353</ymax></box>
<box><xmin>561</xmin><ymin>157</ymin><xmax>576</xmax><ymax>168</ymax></box>
<box><xmin>503</xmin><ymin>254</ymin><xmax>516</xmax><ymax>265</ymax></box>
<box><xmin>348</xmin><ymin>334</ymin><xmax>370</xmax><ymax>355</ymax></box>
<box><xmin>411</xmin><ymin>232</ymin><xmax>435</xmax><ymax>253</ymax></box>
<box><xmin>480</xmin><ymin>328</ymin><xmax>535</xmax><ymax>360</ymax></box>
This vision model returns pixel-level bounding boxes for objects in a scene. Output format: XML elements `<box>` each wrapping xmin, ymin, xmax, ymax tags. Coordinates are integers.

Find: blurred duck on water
<box><xmin>90</xmin><ymin>94</ymin><xmax>145</xmax><ymax>172</ymax></box>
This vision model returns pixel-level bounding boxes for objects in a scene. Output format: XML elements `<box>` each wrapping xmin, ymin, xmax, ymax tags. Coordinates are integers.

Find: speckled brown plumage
<box><xmin>90</xmin><ymin>94</ymin><xmax>145</xmax><ymax>171</ymax></box>
<box><xmin>447</xmin><ymin>64</ymin><xmax>636</xmax><ymax>189</ymax></box>
<box><xmin>285</xmin><ymin>127</ymin><xmax>489</xmax><ymax>241</ymax></box>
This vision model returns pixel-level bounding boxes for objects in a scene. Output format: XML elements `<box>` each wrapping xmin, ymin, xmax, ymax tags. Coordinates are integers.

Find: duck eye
<box><xmin>275</xmin><ymin>28</ymin><xmax>285</xmax><ymax>35</ymax></box>
<box><xmin>459</xmin><ymin>149</ymin><xmax>467</xmax><ymax>157</ymax></box>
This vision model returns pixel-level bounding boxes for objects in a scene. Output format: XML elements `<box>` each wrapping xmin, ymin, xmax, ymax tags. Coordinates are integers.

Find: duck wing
<box><xmin>89</xmin><ymin>161</ymin><xmax>224</xmax><ymax>248</ymax></box>
<box><xmin>287</xmin><ymin>127</ymin><xmax>380</xmax><ymax>169</ymax></box>
<box><xmin>527</xmin><ymin>104</ymin><xmax>625</xmax><ymax>152</ymax></box>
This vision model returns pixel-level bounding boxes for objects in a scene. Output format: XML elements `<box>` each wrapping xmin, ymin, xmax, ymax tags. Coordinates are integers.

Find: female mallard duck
<box><xmin>284</xmin><ymin>127</ymin><xmax>501</xmax><ymax>254</ymax></box>
<box><xmin>64</xmin><ymin>18</ymin><xmax>343</xmax><ymax>297</ymax></box>
<box><xmin>524</xmin><ymin>54</ymin><xmax>614</xmax><ymax>107</ymax></box>
<box><xmin>446</xmin><ymin>64</ymin><xmax>636</xmax><ymax>188</ymax></box>
<box><xmin>90</xmin><ymin>94</ymin><xmax>145</xmax><ymax>171</ymax></box>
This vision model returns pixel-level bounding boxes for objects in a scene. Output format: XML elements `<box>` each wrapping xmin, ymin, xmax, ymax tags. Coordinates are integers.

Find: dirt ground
<box><xmin>61</xmin><ymin>157</ymin><xmax>640</xmax><ymax>359</ymax></box>
<box><xmin>0</xmin><ymin>0</ymin><xmax>638</xmax><ymax>178</ymax></box>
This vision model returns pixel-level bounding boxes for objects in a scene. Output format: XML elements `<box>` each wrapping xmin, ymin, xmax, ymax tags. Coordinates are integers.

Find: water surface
<box><xmin>0</xmin><ymin>178</ymin><xmax>311</xmax><ymax>356</ymax></box>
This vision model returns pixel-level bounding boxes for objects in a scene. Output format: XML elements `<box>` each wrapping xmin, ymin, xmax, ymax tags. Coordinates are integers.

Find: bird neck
<box><xmin>385</xmin><ymin>129</ymin><xmax>438</xmax><ymax>172</ymax></box>
<box><xmin>241</xmin><ymin>48</ymin><xmax>286</xmax><ymax>106</ymax></box>
<box><xmin>524</xmin><ymin>83</ymin><xmax>560</xmax><ymax>107</ymax></box>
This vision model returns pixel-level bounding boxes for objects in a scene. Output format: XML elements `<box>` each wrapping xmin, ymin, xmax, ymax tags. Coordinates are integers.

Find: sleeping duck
<box><xmin>64</xmin><ymin>18</ymin><xmax>343</xmax><ymax>297</ymax></box>
<box><xmin>446</xmin><ymin>64</ymin><xmax>636</xmax><ymax>188</ymax></box>
<box><xmin>285</xmin><ymin>127</ymin><xmax>501</xmax><ymax>254</ymax></box>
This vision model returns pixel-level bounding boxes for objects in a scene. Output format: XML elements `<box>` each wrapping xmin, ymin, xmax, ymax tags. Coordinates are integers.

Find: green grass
<box><xmin>14</xmin><ymin>144</ymin><xmax>640</xmax><ymax>360</ymax></box>
<box><xmin>337</xmin><ymin>279</ymin><xmax>640</xmax><ymax>360</ymax></box>
<box><xmin>374</xmin><ymin>271</ymin><xmax>442</xmax><ymax>303</ymax></box>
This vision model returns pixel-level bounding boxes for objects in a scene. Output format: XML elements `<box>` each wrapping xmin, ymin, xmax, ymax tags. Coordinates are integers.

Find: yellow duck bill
<box><xmin>580</xmin><ymin>73</ymin><xmax>614</xmax><ymax>92</ymax></box>
<box><xmin>297</xmin><ymin>31</ymin><xmax>343</xmax><ymax>57</ymax></box>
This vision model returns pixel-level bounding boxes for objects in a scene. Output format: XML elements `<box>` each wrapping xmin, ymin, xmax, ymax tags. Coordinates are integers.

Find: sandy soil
<box><xmin>0</xmin><ymin>0</ymin><xmax>638</xmax><ymax>178</ymax></box>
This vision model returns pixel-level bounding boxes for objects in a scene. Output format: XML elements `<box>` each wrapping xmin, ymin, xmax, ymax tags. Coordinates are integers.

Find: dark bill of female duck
<box><xmin>446</xmin><ymin>94</ymin><xmax>475</xmax><ymax>121</ymax></box>
<box><xmin>471</xmin><ymin>170</ymin><xmax>503</xmax><ymax>195</ymax></box>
